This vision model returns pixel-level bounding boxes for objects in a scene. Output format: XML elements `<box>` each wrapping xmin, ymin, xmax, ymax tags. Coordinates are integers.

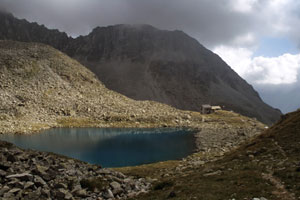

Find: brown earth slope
<box><xmin>121</xmin><ymin>109</ymin><xmax>300</xmax><ymax>200</ymax></box>
<box><xmin>0</xmin><ymin>11</ymin><xmax>281</xmax><ymax>125</ymax></box>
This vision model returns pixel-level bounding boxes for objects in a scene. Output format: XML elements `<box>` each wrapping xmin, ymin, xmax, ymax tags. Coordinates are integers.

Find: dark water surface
<box><xmin>0</xmin><ymin>128</ymin><xmax>196</xmax><ymax>168</ymax></box>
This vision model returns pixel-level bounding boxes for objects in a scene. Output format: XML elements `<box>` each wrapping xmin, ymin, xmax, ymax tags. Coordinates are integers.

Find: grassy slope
<box><xmin>117</xmin><ymin>110</ymin><xmax>300</xmax><ymax>200</ymax></box>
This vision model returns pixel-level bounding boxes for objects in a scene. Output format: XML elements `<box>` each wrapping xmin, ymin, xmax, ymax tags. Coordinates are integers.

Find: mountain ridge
<box><xmin>0</xmin><ymin>12</ymin><xmax>282</xmax><ymax>124</ymax></box>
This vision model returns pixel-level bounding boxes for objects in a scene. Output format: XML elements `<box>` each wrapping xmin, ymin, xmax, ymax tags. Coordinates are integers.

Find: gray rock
<box><xmin>193</xmin><ymin>160</ymin><xmax>205</xmax><ymax>165</ymax></box>
<box><xmin>6</xmin><ymin>173</ymin><xmax>33</xmax><ymax>181</ymax></box>
<box><xmin>110</xmin><ymin>181</ymin><xmax>123</xmax><ymax>195</ymax></box>
<box><xmin>64</xmin><ymin>192</ymin><xmax>73</xmax><ymax>200</ymax></box>
<box><xmin>71</xmin><ymin>184</ymin><xmax>82</xmax><ymax>193</ymax></box>
<box><xmin>55</xmin><ymin>188</ymin><xmax>69</xmax><ymax>199</ymax></box>
<box><xmin>24</xmin><ymin>181</ymin><xmax>35</xmax><ymax>189</ymax></box>
<box><xmin>32</xmin><ymin>164</ymin><xmax>48</xmax><ymax>176</ymax></box>
<box><xmin>54</xmin><ymin>182</ymin><xmax>68</xmax><ymax>189</ymax></box>
<box><xmin>0</xmin><ymin>186</ymin><xmax>10</xmax><ymax>196</ymax></box>
<box><xmin>110</xmin><ymin>181</ymin><xmax>121</xmax><ymax>190</ymax></box>
<box><xmin>3</xmin><ymin>192</ymin><xmax>14</xmax><ymax>198</ymax></box>
<box><xmin>7</xmin><ymin>180</ymin><xmax>23</xmax><ymax>188</ymax></box>
<box><xmin>0</xmin><ymin>169</ymin><xmax>7</xmax><ymax>177</ymax></box>
<box><xmin>41</xmin><ymin>189</ymin><xmax>51</xmax><ymax>198</ymax></box>
<box><xmin>74</xmin><ymin>189</ymin><xmax>88</xmax><ymax>198</ymax></box>
<box><xmin>203</xmin><ymin>170</ymin><xmax>222</xmax><ymax>177</ymax></box>
<box><xmin>103</xmin><ymin>189</ymin><xmax>114</xmax><ymax>199</ymax></box>
<box><xmin>6</xmin><ymin>154</ymin><xmax>17</xmax><ymax>162</ymax></box>
<box><xmin>34</xmin><ymin>176</ymin><xmax>46</xmax><ymax>187</ymax></box>
<box><xmin>8</xmin><ymin>188</ymin><xmax>21</xmax><ymax>194</ymax></box>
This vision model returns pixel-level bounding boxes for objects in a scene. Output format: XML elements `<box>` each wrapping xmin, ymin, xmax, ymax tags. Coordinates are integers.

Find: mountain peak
<box><xmin>0</xmin><ymin>13</ymin><xmax>282</xmax><ymax>124</ymax></box>
<box><xmin>93</xmin><ymin>24</ymin><xmax>158</xmax><ymax>32</ymax></box>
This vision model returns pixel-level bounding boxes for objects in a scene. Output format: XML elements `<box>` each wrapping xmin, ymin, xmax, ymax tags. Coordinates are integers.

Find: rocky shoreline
<box><xmin>0</xmin><ymin>140</ymin><xmax>152</xmax><ymax>200</ymax></box>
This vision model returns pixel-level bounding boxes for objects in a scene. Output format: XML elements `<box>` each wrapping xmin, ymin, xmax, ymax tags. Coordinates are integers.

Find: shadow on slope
<box><xmin>129</xmin><ymin>109</ymin><xmax>300</xmax><ymax>200</ymax></box>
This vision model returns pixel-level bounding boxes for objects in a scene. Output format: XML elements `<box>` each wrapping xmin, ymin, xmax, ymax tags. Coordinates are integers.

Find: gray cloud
<box><xmin>255</xmin><ymin>82</ymin><xmax>300</xmax><ymax>113</ymax></box>
<box><xmin>1</xmin><ymin>0</ymin><xmax>300</xmax><ymax>47</ymax></box>
<box><xmin>0</xmin><ymin>0</ymin><xmax>259</xmax><ymax>48</ymax></box>
<box><xmin>252</xmin><ymin>62</ymin><xmax>300</xmax><ymax>113</ymax></box>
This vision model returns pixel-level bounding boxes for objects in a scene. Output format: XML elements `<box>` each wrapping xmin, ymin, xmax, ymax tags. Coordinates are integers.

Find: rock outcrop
<box><xmin>0</xmin><ymin>140</ymin><xmax>151</xmax><ymax>200</ymax></box>
<box><xmin>0</xmin><ymin>11</ymin><xmax>281</xmax><ymax>125</ymax></box>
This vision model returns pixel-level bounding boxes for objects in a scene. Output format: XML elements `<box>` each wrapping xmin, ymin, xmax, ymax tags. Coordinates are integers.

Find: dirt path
<box><xmin>262</xmin><ymin>173</ymin><xmax>296</xmax><ymax>200</ymax></box>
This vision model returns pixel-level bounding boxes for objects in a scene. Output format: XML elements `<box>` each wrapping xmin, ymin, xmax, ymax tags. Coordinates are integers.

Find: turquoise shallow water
<box><xmin>0</xmin><ymin>128</ymin><xmax>196</xmax><ymax>168</ymax></box>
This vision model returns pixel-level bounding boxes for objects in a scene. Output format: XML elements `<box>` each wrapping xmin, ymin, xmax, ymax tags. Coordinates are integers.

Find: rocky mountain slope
<box><xmin>0</xmin><ymin>40</ymin><xmax>204</xmax><ymax>134</ymax></box>
<box><xmin>69</xmin><ymin>25</ymin><xmax>282</xmax><ymax>125</ymax></box>
<box><xmin>0</xmin><ymin>11</ymin><xmax>281</xmax><ymax>125</ymax></box>
<box><xmin>0</xmin><ymin>40</ymin><xmax>265</xmax><ymax>149</ymax></box>
<box><xmin>121</xmin><ymin>110</ymin><xmax>300</xmax><ymax>200</ymax></box>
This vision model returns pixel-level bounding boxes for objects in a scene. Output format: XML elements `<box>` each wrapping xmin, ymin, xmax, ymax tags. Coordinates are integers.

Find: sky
<box><xmin>1</xmin><ymin>0</ymin><xmax>299</xmax><ymax>113</ymax></box>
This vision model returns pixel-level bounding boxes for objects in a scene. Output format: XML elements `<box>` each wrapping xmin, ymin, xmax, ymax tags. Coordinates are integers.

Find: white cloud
<box><xmin>213</xmin><ymin>45</ymin><xmax>253</xmax><ymax>75</ymax></box>
<box><xmin>231</xmin><ymin>33</ymin><xmax>257</xmax><ymax>47</ymax></box>
<box><xmin>231</xmin><ymin>0</ymin><xmax>258</xmax><ymax>13</ymax></box>
<box><xmin>214</xmin><ymin>46</ymin><xmax>300</xmax><ymax>85</ymax></box>
<box><xmin>252</xmin><ymin>54</ymin><xmax>300</xmax><ymax>84</ymax></box>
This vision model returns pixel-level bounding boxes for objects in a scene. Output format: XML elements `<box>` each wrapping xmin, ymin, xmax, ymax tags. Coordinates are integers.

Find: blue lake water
<box><xmin>0</xmin><ymin>128</ymin><xmax>196</xmax><ymax>168</ymax></box>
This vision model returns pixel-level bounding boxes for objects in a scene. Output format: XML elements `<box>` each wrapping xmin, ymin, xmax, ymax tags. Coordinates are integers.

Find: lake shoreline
<box><xmin>0</xmin><ymin>128</ymin><xmax>198</xmax><ymax>168</ymax></box>
<box><xmin>0</xmin><ymin>111</ymin><xmax>266</xmax><ymax>199</ymax></box>
<box><xmin>0</xmin><ymin>111</ymin><xmax>266</xmax><ymax>168</ymax></box>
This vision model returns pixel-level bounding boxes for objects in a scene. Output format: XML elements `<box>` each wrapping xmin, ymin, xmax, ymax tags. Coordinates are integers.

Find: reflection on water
<box><xmin>0</xmin><ymin>128</ymin><xmax>196</xmax><ymax>168</ymax></box>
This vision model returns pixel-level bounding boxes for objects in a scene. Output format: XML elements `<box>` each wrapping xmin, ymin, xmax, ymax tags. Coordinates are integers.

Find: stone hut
<box><xmin>211</xmin><ymin>106</ymin><xmax>222</xmax><ymax>112</ymax></box>
<box><xmin>201</xmin><ymin>104</ymin><xmax>212</xmax><ymax>114</ymax></box>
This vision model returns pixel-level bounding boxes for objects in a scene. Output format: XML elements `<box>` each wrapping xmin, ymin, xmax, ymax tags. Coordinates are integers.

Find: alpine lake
<box><xmin>0</xmin><ymin>128</ymin><xmax>197</xmax><ymax>168</ymax></box>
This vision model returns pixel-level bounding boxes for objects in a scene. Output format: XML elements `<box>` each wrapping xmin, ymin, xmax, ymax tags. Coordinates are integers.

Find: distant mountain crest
<box><xmin>0</xmin><ymin>12</ymin><xmax>282</xmax><ymax>124</ymax></box>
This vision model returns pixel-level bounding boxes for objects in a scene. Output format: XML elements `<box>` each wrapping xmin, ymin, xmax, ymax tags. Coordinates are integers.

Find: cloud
<box><xmin>0</xmin><ymin>0</ymin><xmax>300</xmax><ymax>47</ymax></box>
<box><xmin>251</xmin><ymin>54</ymin><xmax>300</xmax><ymax>84</ymax></box>
<box><xmin>214</xmin><ymin>41</ymin><xmax>300</xmax><ymax>113</ymax></box>
<box><xmin>231</xmin><ymin>0</ymin><xmax>259</xmax><ymax>13</ymax></box>
<box><xmin>0</xmin><ymin>0</ymin><xmax>258</xmax><ymax>47</ymax></box>
<box><xmin>214</xmin><ymin>45</ymin><xmax>300</xmax><ymax>85</ymax></box>
<box><xmin>213</xmin><ymin>45</ymin><xmax>254</xmax><ymax>76</ymax></box>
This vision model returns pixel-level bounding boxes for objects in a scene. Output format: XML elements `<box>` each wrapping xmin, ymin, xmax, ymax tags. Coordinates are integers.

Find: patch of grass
<box><xmin>29</xmin><ymin>123</ymin><xmax>50</xmax><ymax>130</ymax></box>
<box><xmin>209</xmin><ymin>110</ymin><xmax>264</xmax><ymax>127</ymax></box>
<box><xmin>153</xmin><ymin>180</ymin><xmax>174</xmax><ymax>190</ymax></box>
<box><xmin>56</xmin><ymin>117</ymin><xmax>99</xmax><ymax>127</ymax></box>
<box><xmin>116</xmin><ymin>160</ymin><xmax>180</xmax><ymax>179</ymax></box>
